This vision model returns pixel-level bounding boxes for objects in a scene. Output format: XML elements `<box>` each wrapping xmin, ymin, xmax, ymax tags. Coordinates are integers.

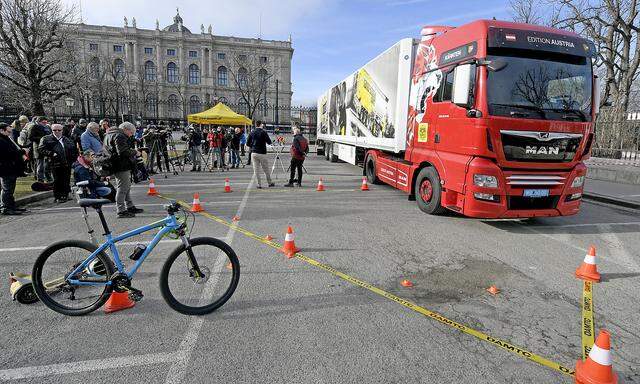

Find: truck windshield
<box><xmin>486</xmin><ymin>51</ymin><xmax>592</xmax><ymax>121</ymax></box>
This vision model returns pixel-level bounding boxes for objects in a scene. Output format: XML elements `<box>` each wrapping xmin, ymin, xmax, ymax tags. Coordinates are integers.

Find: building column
<box><xmin>133</xmin><ymin>42</ymin><xmax>138</xmax><ymax>71</ymax></box>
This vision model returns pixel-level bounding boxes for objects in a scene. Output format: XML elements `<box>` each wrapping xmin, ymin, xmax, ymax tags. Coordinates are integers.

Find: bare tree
<box><xmin>224</xmin><ymin>53</ymin><xmax>271</xmax><ymax>119</ymax></box>
<box><xmin>509</xmin><ymin>0</ymin><xmax>545</xmax><ymax>24</ymax></box>
<box><xmin>0</xmin><ymin>0</ymin><xmax>77</xmax><ymax>115</ymax></box>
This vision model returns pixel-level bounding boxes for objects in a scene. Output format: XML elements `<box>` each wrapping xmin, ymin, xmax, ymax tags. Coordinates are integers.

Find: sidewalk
<box><xmin>583</xmin><ymin>178</ymin><xmax>640</xmax><ymax>209</ymax></box>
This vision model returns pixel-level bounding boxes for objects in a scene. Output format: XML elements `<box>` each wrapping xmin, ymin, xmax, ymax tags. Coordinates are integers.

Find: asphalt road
<box><xmin>1</xmin><ymin>152</ymin><xmax>639</xmax><ymax>383</ymax></box>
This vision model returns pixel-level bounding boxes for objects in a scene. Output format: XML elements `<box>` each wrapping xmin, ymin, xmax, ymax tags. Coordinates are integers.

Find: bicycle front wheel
<box><xmin>160</xmin><ymin>237</ymin><xmax>239</xmax><ymax>315</ymax></box>
<box><xmin>32</xmin><ymin>240</ymin><xmax>114</xmax><ymax>316</ymax></box>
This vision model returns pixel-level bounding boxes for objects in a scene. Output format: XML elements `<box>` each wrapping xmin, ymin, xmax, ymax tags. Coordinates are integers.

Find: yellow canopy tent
<box><xmin>187</xmin><ymin>102</ymin><xmax>252</xmax><ymax>125</ymax></box>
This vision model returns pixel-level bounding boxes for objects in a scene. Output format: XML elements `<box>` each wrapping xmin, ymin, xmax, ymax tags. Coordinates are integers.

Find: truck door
<box><xmin>407</xmin><ymin>69</ymin><xmax>442</xmax><ymax>162</ymax></box>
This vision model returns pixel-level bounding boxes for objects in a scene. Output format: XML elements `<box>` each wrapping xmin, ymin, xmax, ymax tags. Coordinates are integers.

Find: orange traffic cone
<box><xmin>147</xmin><ymin>178</ymin><xmax>158</xmax><ymax>196</ymax></box>
<box><xmin>575</xmin><ymin>329</ymin><xmax>618</xmax><ymax>384</ymax></box>
<box><xmin>232</xmin><ymin>215</ymin><xmax>240</xmax><ymax>222</ymax></box>
<box><xmin>190</xmin><ymin>192</ymin><xmax>204</xmax><ymax>212</ymax></box>
<box><xmin>400</xmin><ymin>279</ymin><xmax>413</xmax><ymax>287</ymax></box>
<box><xmin>361</xmin><ymin>177</ymin><xmax>370</xmax><ymax>191</ymax></box>
<box><xmin>576</xmin><ymin>246</ymin><xmax>601</xmax><ymax>282</ymax></box>
<box><xmin>487</xmin><ymin>285</ymin><xmax>500</xmax><ymax>295</ymax></box>
<box><xmin>104</xmin><ymin>291</ymin><xmax>135</xmax><ymax>313</ymax></box>
<box><xmin>316</xmin><ymin>178</ymin><xmax>325</xmax><ymax>191</ymax></box>
<box><xmin>224</xmin><ymin>178</ymin><xmax>232</xmax><ymax>193</ymax></box>
<box><xmin>281</xmin><ymin>226</ymin><xmax>301</xmax><ymax>258</ymax></box>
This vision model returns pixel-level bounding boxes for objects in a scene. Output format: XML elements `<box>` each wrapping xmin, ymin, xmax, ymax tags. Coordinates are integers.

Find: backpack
<box><xmin>291</xmin><ymin>136</ymin><xmax>309</xmax><ymax>160</ymax></box>
<box><xmin>93</xmin><ymin>149</ymin><xmax>113</xmax><ymax>177</ymax></box>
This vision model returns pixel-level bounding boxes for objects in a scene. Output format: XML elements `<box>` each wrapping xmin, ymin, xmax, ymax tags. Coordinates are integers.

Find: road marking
<box><xmin>528</xmin><ymin>221</ymin><xmax>640</xmax><ymax>228</ymax></box>
<box><xmin>162</xmin><ymin>176</ymin><xmax>254</xmax><ymax>384</ymax></box>
<box><xmin>157</xmin><ymin>195</ymin><xmax>576</xmax><ymax>378</ymax></box>
<box><xmin>597</xmin><ymin>224</ymin><xmax>640</xmax><ymax>271</ymax></box>
<box><xmin>0</xmin><ymin>351</ymin><xmax>184</xmax><ymax>380</ymax></box>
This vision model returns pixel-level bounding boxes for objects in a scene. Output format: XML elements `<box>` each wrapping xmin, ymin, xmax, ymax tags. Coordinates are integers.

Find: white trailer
<box><xmin>317</xmin><ymin>38</ymin><xmax>416</xmax><ymax>164</ymax></box>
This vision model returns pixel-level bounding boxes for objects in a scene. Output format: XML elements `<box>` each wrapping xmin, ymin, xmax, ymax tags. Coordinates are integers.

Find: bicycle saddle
<box><xmin>78</xmin><ymin>198</ymin><xmax>111</xmax><ymax>208</ymax></box>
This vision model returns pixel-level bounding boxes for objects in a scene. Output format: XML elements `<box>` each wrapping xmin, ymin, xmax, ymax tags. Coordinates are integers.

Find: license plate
<box><xmin>523</xmin><ymin>189</ymin><xmax>549</xmax><ymax>198</ymax></box>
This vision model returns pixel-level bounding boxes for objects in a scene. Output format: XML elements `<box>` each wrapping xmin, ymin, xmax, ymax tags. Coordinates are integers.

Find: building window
<box><xmin>189</xmin><ymin>95</ymin><xmax>201</xmax><ymax>114</ymax></box>
<box><xmin>189</xmin><ymin>50</ymin><xmax>198</xmax><ymax>58</ymax></box>
<box><xmin>188</xmin><ymin>64</ymin><xmax>200</xmax><ymax>84</ymax></box>
<box><xmin>217</xmin><ymin>52</ymin><xmax>225</xmax><ymax>60</ymax></box>
<box><xmin>167</xmin><ymin>62</ymin><xmax>178</xmax><ymax>83</ymax></box>
<box><xmin>237</xmin><ymin>99</ymin><xmax>248</xmax><ymax>115</ymax></box>
<box><xmin>144</xmin><ymin>47</ymin><xmax>153</xmax><ymax>55</ymax></box>
<box><xmin>168</xmin><ymin>94</ymin><xmax>180</xmax><ymax>115</ymax></box>
<box><xmin>237</xmin><ymin>67</ymin><xmax>248</xmax><ymax>88</ymax></box>
<box><xmin>89</xmin><ymin>57</ymin><xmax>100</xmax><ymax>79</ymax></box>
<box><xmin>144</xmin><ymin>61</ymin><xmax>156</xmax><ymax>81</ymax></box>
<box><xmin>146</xmin><ymin>94</ymin><xmax>157</xmax><ymax>116</ymax></box>
<box><xmin>238</xmin><ymin>54</ymin><xmax>247</xmax><ymax>62</ymax></box>
<box><xmin>167</xmin><ymin>48</ymin><xmax>176</xmax><ymax>56</ymax></box>
<box><xmin>113</xmin><ymin>59</ymin><xmax>125</xmax><ymax>79</ymax></box>
<box><xmin>260</xmin><ymin>56</ymin><xmax>268</xmax><ymax>64</ymax></box>
<box><xmin>217</xmin><ymin>66</ymin><xmax>228</xmax><ymax>86</ymax></box>
<box><xmin>89</xmin><ymin>43</ymin><xmax>98</xmax><ymax>51</ymax></box>
<box><xmin>258</xmin><ymin>69</ymin><xmax>268</xmax><ymax>86</ymax></box>
<box><xmin>113</xmin><ymin>45</ymin><xmax>123</xmax><ymax>53</ymax></box>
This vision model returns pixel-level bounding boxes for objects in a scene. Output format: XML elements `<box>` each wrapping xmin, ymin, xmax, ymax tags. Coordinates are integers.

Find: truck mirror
<box><xmin>452</xmin><ymin>64</ymin><xmax>473</xmax><ymax>107</ymax></box>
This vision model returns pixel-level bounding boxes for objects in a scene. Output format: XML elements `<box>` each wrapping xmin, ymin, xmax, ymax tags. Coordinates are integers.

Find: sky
<box><xmin>68</xmin><ymin>0</ymin><xmax>513</xmax><ymax>105</ymax></box>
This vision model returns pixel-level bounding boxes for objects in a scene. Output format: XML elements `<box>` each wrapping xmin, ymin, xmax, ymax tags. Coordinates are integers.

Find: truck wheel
<box><xmin>329</xmin><ymin>144</ymin><xmax>338</xmax><ymax>163</ymax></box>
<box><xmin>365</xmin><ymin>156</ymin><xmax>381</xmax><ymax>185</ymax></box>
<box><xmin>415</xmin><ymin>167</ymin><xmax>446</xmax><ymax>215</ymax></box>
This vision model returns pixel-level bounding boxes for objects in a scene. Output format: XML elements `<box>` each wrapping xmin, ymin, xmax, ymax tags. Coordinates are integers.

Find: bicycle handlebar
<box><xmin>165</xmin><ymin>201</ymin><xmax>182</xmax><ymax>215</ymax></box>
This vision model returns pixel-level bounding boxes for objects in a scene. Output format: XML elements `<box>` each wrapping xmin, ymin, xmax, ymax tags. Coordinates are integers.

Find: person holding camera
<box><xmin>104</xmin><ymin>122</ymin><xmax>144</xmax><ymax>218</ymax></box>
<box><xmin>187</xmin><ymin>126</ymin><xmax>203</xmax><ymax>172</ymax></box>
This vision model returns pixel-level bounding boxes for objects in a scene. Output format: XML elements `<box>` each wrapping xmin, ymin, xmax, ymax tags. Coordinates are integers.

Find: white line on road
<box><xmin>0</xmin><ymin>351</ymin><xmax>184</xmax><ymax>381</ymax></box>
<box><xmin>529</xmin><ymin>221</ymin><xmax>640</xmax><ymax>228</ymax></box>
<box><xmin>164</xmin><ymin>172</ymin><xmax>255</xmax><ymax>383</ymax></box>
<box><xmin>597</xmin><ymin>224</ymin><xmax>640</xmax><ymax>271</ymax></box>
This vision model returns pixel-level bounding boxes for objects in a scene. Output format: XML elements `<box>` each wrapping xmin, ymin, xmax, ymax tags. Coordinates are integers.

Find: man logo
<box><xmin>538</xmin><ymin>132</ymin><xmax>550</xmax><ymax>140</ymax></box>
<box><xmin>526</xmin><ymin>146</ymin><xmax>560</xmax><ymax>155</ymax></box>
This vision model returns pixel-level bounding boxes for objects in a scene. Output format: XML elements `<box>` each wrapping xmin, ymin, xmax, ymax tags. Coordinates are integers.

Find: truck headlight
<box><xmin>571</xmin><ymin>176</ymin><xmax>585</xmax><ymax>188</ymax></box>
<box><xmin>473</xmin><ymin>174</ymin><xmax>498</xmax><ymax>188</ymax></box>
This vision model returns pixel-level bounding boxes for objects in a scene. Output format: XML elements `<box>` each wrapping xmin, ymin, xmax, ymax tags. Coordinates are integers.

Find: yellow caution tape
<box><xmin>157</xmin><ymin>195</ymin><xmax>575</xmax><ymax>377</ymax></box>
<box><xmin>581</xmin><ymin>280</ymin><xmax>594</xmax><ymax>360</ymax></box>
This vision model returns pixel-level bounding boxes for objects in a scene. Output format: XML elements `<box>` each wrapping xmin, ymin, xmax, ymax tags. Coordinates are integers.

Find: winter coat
<box><xmin>0</xmin><ymin>134</ymin><xmax>26</xmax><ymax>177</ymax></box>
<box><xmin>71</xmin><ymin>126</ymin><xmax>86</xmax><ymax>148</ymax></box>
<box><xmin>80</xmin><ymin>130</ymin><xmax>103</xmax><ymax>153</ymax></box>
<box><xmin>231</xmin><ymin>132</ymin><xmax>241</xmax><ymax>150</ymax></box>
<box><xmin>246</xmin><ymin>128</ymin><xmax>272</xmax><ymax>155</ymax></box>
<box><xmin>103</xmin><ymin>127</ymin><xmax>137</xmax><ymax>173</ymax></box>
<box><xmin>290</xmin><ymin>134</ymin><xmax>309</xmax><ymax>160</ymax></box>
<box><xmin>28</xmin><ymin>123</ymin><xmax>51</xmax><ymax>159</ymax></box>
<box><xmin>37</xmin><ymin>134</ymin><xmax>77</xmax><ymax>169</ymax></box>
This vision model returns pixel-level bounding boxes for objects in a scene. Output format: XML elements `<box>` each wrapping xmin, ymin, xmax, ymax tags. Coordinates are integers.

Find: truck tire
<box><xmin>328</xmin><ymin>144</ymin><xmax>338</xmax><ymax>163</ymax></box>
<box><xmin>365</xmin><ymin>156</ymin><xmax>381</xmax><ymax>185</ymax></box>
<box><xmin>414</xmin><ymin>167</ymin><xmax>446</xmax><ymax>215</ymax></box>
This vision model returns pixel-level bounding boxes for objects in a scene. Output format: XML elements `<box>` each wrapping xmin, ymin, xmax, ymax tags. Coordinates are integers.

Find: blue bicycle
<box><xmin>31</xmin><ymin>198</ymin><xmax>239</xmax><ymax>316</ymax></box>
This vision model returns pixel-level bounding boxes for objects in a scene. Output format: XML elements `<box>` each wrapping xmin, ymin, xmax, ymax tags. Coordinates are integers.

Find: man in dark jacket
<box><xmin>28</xmin><ymin>116</ymin><xmax>52</xmax><ymax>182</ymax></box>
<box><xmin>104</xmin><ymin>122</ymin><xmax>144</xmax><ymax>218</ymax></box>
<box><xmin>38</xmin><ymin>124</ymin><xmax>77</xmax><ymax>203</ymax></box>
<box><xmin>186</xmin><ymin>126</ymin><xmax>202</xmax><ymax>172</ymax></box>
<box><xmin>246</xmin><ymin>120</ymin><xmax>274</xmax><ymax>188</ymax></box>
<box><xmin>285</xmin><ymin>126</ymin><xmax>309</xmax><ymax>187</ymax></box>
<box><xmin>0</xmin><ymin>123</ymin><xmax>27</xmax><ymax>215</ymax></box>
<box><xmin>72</xmin><ymin>150</ymin><xmax>115</xmax><ymax>200</ymax></box>
<box><xmin>71</xmin><ymin>118</ymin><xmax>87</xmax><ymax>151</ymax></box>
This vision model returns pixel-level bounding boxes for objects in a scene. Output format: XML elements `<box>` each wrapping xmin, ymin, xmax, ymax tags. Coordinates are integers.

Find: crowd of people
<box><xmin>0</xmin><ymin>115</ymin><xmax>309</xmax><ymax>216</ymax></box>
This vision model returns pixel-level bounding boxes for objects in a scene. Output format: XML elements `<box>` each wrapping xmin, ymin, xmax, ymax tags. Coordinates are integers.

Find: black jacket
<box><xmin>246</xmin><ymin>128</ymin><xmax>272</xmax><ymax>155</ymax></box>
<box><xmin>231</xmin><ymin>132</ymin><xmax>241</xmax><ymax>150</ymax></box>
<box><xmin>38</xmin><ymin>134</ymin><xmax>78</xmax><ymax>168</ymax></box>
<box><xmin>104</xmin><ymin>127</ymin><xmax>137</xmax><ymax>172</ymax></box>
<box><xmin>28</xmin><ymin>123</ymin><xmax>50</xmax><ymax>146</ymax></box>
<box><xmin>0</xmin><ymin>134</ymin><xmax>26</xmax><ymax>177</ymax></box>
<box><xmin>71</xmin><ymin>125</ymin><xmax>86</xmax><ymax>148</ymax></box>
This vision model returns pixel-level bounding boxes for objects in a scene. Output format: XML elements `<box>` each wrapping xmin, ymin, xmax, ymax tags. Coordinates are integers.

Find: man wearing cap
<box><xmin>38</xmin><ymin>123</ymin><xmax>77</xmax><ymax>203</ymax></box>
<box><xmin>72</xmin><ymin>150</ymin><xmax>114</xmax><ymax>200</ymax></box>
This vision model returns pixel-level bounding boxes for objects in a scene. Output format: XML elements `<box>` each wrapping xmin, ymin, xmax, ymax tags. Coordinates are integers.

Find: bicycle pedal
<box><xmin>128</xmin><ymin>289</ymin><xmax>144</xmax><ymax>302</ymax></box>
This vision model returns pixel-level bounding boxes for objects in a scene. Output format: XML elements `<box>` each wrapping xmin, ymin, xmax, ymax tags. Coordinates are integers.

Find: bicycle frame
<box><xmin>66</xmin><ymin>213</ymin><xmax>182</xmax><ymax>287</ymax></box>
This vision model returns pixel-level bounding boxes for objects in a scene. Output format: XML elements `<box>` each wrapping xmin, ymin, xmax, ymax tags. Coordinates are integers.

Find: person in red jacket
<box><xmin>207</xmin><ymin>127</ymin><xmax>225</xmax><ymax>171</ymax></box>
<box><xmin>285</xmin><ymin>125</ymin><xmax>309</xmax><ymax>187</ymax></box>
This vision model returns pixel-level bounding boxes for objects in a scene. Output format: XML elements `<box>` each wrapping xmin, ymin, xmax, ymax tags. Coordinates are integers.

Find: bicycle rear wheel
<box><xmin>159</xmin><ymin>237</ymin><xmax>239</xmax><ymax>315</ymax></box>
<box><xmin>32</xmin><ymin>240</ymin><xmax>114</xmax><ymax>316</ymax></box>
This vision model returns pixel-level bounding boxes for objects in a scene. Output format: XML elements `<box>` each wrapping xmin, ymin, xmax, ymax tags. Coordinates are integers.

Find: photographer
<box><xmin>143</xmin><ymin>125</ymin><xmax>170</xmax><ymax>174</ymax></box>
<box><xmin>104</xmin><ymin>122</ymin><xmax>144</xmax><ymax>218</ymax></box>
<box><xmin>185</xmin><ymin>126</ymin><xmax>202</xmax><ymax>172</ymax></box>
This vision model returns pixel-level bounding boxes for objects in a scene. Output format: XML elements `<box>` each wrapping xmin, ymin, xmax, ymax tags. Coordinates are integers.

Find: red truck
<box><xmin>317</xmin><ymin>19</ymin><xmax>598</xmax><ymax>218</ymax></box>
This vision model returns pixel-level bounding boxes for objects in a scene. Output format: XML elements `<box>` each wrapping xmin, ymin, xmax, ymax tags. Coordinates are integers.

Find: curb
<box><xmin>15</xmin><ymin>191</ymin><xmax>53</xmax><ymax>207</ymax></box>
<box><xmin>582</xmin><ymin>192</ymin><xmax>640</xmax><ymax>210</ymax></box>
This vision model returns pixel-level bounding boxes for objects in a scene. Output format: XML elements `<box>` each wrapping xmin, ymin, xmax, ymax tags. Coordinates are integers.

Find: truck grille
<box><xmin>500</xmin><ymin>130</ymin><xmax>582</xmax><ymax>163</ymax></box>
<box><xmin>506</xmin><ymin>175</ymin><xmax>566</xmax><ymax>186</ymax></box>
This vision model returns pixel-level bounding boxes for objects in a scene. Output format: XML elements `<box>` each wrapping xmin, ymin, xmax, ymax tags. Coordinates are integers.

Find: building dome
<box><xmin>163</xmin><ymin>8</ymin><xmax>191</xmax><ymax>33</ymax></box>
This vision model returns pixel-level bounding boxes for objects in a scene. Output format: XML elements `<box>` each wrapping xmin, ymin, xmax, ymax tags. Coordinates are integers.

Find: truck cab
<box><xmin>381</xmin><ymin>20</ymin><xmax>596</xmax><ymax>218</ymax></box>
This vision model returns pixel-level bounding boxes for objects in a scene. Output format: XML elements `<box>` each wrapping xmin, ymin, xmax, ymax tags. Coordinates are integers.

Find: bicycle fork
<box><xmin>181</xmin><ymin>235</ymin><xmax>204</xmax><ymax>279</ymax></box>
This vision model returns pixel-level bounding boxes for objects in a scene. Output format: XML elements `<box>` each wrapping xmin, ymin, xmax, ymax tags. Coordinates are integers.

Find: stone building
<box><xmin>58</xmin><ymin>10</ymin><xmax>293</xmax><ymax>125</ymax></box>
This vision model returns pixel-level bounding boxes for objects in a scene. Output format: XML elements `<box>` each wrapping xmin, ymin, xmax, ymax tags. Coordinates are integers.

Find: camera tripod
<box><xmin>269</xmin><ymin>144</ymin><xmax>288</xmax><ymax>180</ymax></box>
<box><xmin>146</xmin><ymin>138</ymin><xmax>180</xmax><ymax>178</ymax></box>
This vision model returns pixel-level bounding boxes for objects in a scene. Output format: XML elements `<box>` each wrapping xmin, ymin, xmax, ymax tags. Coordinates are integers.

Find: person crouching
<box><xmin>72</xmin><ymin>150</ymin><xmax>115</xmax><ymax>200</ymax></box>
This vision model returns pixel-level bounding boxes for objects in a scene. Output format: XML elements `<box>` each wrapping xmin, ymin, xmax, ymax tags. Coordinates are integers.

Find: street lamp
<box><xmin>64</xmin><ymin>97</ymin><xmax>75</xmax><ymax>119</ymax></box>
